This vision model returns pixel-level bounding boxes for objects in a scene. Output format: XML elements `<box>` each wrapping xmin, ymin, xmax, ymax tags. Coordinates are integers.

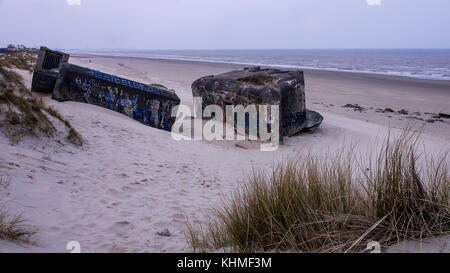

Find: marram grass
<box><xmin>0</xmin><ymin>208</ymin><xmax>37</xmax><ymax>243</ymax></box>
<box><xmin>186</xmin><ymin>128</ymin><xmax>449</xmax><ymax>253</ymax></box>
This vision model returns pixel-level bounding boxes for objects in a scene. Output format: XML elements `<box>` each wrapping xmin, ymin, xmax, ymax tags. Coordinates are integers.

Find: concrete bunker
<box><xmin>32</xmin><ymin>47</ymin><xmax>181</xmax><ymax>132</ymax></box>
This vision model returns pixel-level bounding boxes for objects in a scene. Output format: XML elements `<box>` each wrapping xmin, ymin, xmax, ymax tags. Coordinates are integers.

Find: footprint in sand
<box><xmin>170</xmin><ymin>213</ymin><xmax>186</xmax><ymax>222</ymax></box>
<box><xmin>48</xmin><ymin>226</ymin><xmax>61</xmax><ymax>233</ymax></box>
<box><xmin>108</xmin><ymin>221</ymin><xmax>135</xmax><ymax>236</ymax></box>
<box><xmin>106</xmin><ymin>188</ymin><xmax>121</xmax><ymax>197</ymax></box>
<box><xmin>121</xmin><ymin>185</ymin><xmax>140</xmax><ymax>193</ymax></box>
<box><xmin>107</xmin><ymin>201</ymin><xmax>122</xmax><ymax>209</ymax></box>
<box><xmin>116</xmin><ymin>173</ymin><xmax>130</xmax><ymax>178</ymax></box>
<box><xmin>86</xmin><ymin>223</ymin><xmax>97</xmax><ymax>228</ymax></box>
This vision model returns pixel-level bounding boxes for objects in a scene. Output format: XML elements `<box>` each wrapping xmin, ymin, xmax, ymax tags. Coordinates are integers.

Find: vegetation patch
<box><xmin>0</xmin><ymin>49</ymin><xmax>38</xmax><ymax>72</ymax></box>
<box><xmin>0</xmin><ymin>207</ymin><xmax>37</xmax><ymax>243</ymax></box>
<box><xmin>186</xmin><ymin>128</ymin><xmax>449</xmax><ymax>253</ymax></box>
<box><xmin>0</xmin><ymin>49</ymin><xmax>83</xmax><ymax>146</ymax></box>
<box><xmin>342</xmin><ymin>103</ymin><xmax>366</xmax><ymax>112</ymax></box>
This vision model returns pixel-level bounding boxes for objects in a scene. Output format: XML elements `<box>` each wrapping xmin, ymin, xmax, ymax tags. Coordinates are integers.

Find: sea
<box><xmin>80</xmin><ymin>49</ymin><xmax>450</xmax><ymax>81</ymax></box>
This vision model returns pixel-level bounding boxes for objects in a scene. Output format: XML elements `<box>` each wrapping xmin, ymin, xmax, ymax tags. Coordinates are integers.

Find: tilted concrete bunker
<box><xmin>31</xmin><ymin>47</ymin><xmax>69</xmax><ymax>93</ymax></box>
<box><xmin>192</xmin><ymin>67</ymin><xmax>323</xmax><ymax>138</ymax></box>
<box><xmin>32</xmin><ymin>47</ymin><xmax>181</xmax><ymax>131</ymax></box>
<box><xmin>32</xmin><ymin>47</ymin><xmax>321</xmax><ymax>139</ymax></box>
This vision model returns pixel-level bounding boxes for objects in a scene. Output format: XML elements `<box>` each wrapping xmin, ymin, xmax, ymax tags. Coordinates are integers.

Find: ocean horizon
<box><xmin>73</xmin><ymin>49</ymin><xmax>450</xmax><ymax>81</ymax></box>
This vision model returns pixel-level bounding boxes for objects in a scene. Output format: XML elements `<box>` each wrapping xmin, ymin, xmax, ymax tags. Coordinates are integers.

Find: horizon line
<box><xmin>4</xmin><ymin>44</ymin><xmax>450</xmax><ymax>51</ymax></box>
<box><xmin>70</xmin><ymin>48</ymin><xmax>450</xmax><ymax>51</ymax></box>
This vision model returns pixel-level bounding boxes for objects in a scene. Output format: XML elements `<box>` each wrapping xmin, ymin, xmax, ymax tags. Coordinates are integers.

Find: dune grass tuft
<box><xmin>186</xmin><ymin>128</ymin><xmax>449</xmax><ymax>253</ymax></box>
<box><xmin>0</xmin><ymin>208</ymin><xmax>37</xmax><ymax>243</ymax></box>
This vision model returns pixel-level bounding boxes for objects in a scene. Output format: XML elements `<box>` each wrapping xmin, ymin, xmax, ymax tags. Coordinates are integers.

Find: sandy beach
<box><xmin>0</xmin><ymin>55</ymin><xmax>449</xmax><ymax>253</ymax></box>
<box><xmin>69</xmin><ymin>55</ymin><xmax>450</xmax><ymax>140</ymax></box>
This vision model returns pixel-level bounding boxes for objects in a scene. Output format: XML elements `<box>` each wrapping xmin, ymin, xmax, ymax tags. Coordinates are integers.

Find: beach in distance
<box><xmin>70</xmin><ymin>52</ymin><xmax>450</xmax><ymax>139</ymax></box>
<box><xmin>0</xmin><ymin>51</ymin><xmax>449</xmax><ymax>253</ymax></box>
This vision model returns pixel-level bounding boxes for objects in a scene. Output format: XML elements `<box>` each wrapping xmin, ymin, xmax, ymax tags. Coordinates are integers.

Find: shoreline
<box><xmin>70</xmin><ymin>52</ymin><xmax>450</xmax><ymax>84</ymax></box>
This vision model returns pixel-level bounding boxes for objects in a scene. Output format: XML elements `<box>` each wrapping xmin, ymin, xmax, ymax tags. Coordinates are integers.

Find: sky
<box><xmin>0</xmin><ymin>0</ymin><xmax>449</xmax><ymax>50</ymax></box>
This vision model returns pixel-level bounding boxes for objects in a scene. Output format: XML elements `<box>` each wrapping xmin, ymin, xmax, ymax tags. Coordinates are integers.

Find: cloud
<box><xmin>66</xmin><ymin>0</ymin><xmax>81</xmax><ymax>6</ymax></box>
<box><xmin>366</xmin><ymin>0</ymin><xmax>381</xmax><ymax>6</ymax></box>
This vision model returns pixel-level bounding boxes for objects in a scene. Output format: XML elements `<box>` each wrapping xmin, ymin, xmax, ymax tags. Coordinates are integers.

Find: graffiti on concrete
<box><xmin>192</xmin><ymin>67</ymin><xmax>323</xmax><ymax>139</ymax></box>
<box><xmin>53</xmin><ymin>63</ymin><xmax>180</xmax><ymax>131</ymax></box>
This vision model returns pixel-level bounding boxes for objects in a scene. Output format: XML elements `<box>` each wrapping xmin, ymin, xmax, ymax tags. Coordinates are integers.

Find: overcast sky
<box><xmin>0</xmin><ymin>0</ymin><xmax>449</xmax><ymax>50</ymax></box>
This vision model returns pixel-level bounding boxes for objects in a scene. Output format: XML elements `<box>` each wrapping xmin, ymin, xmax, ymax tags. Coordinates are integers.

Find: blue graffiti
<box><xmin>71</xmin><ymin>75</ymin><xmax>173</xmax><ymax>131</ymax></box>
<box><xmin>86</xmin><ymin>70</ymin><xmax>163</xmax><ymax>96</ymax></box>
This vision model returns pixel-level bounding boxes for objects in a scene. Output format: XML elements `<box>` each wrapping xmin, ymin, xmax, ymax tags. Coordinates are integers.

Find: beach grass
<box><xmin>0</xmin><ymin>52</ymin><xmax>83</xmax><ymax>146</ymax></box>
<box><xmin>0</xmin><ymin>207</ymin><xmax>37</xmax><ymax>243</ymax></box>
<box><xmin>186</xmin><ymin>127</ymin><xmax>449</xmax><ymax>253</ymax></box>
<box><xmin>0</xmin><ymin>49</ymin><xmax>38</xmax><ymax>72</ymax></box>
